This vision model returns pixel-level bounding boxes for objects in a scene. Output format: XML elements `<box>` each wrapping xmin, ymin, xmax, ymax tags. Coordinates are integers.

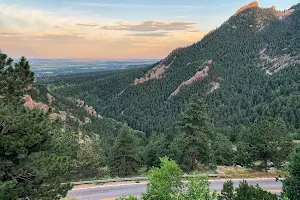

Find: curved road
<box><xmin>68</xmin><ymin>178</ymin><xmax>282</xmax><ymax>200</ymax></box>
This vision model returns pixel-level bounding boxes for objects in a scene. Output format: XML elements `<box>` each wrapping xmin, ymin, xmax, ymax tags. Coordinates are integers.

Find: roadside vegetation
<box><xmin>118</xmin><ymin>157</ymin><xmax>297</xmax><ymax>200</ymax></box>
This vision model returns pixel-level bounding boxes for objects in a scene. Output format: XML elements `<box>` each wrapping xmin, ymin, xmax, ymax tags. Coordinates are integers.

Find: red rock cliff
<box><xmin>235</xmin><ymin>1</ymin><xmax>259</xmax><ymax>16</ymax></box>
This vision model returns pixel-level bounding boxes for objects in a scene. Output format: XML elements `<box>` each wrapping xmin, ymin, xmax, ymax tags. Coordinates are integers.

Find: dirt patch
<box><xmin>217</xmin><ymin>166</ymin><xmax>287</xmax><ymax>179</ymax></box>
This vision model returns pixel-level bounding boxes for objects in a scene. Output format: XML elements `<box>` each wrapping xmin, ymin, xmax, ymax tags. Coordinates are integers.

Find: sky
<box><xmin>0</xmin><ymin>0</ymin><xmax>298</xmax><ymax>59</ymax></box>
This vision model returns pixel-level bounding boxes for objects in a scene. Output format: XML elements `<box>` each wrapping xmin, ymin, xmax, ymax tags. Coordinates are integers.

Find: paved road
<box><xmin>67</xmin><ymin>178</ymin><xmax>282</xmax><ymax>200</ymax></box>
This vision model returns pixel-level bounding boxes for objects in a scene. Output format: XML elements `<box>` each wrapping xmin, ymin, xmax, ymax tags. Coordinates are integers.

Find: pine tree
<box><xmin>0</xmin><ymin>102</ymin><xmax>75</xmax><ymax>199</ymax></box>
<box><xmin>176</xmin><ymin>98</ymin><xmax>213</xmax><ymax>171</ymax></box>
<box><xmin>242</xmin><ymin>113</ymin><xmax>292</xmax><ymax>172</ymax></box>
<box><xmin>108</xmin><ymin>126</ymin><xmax>140</xmax><ymax>177</ymax></box>
<box><xmin>0</xmin><ymin>53</ymin><xmax>75</xmax><ymax>199</ymax></box>
<box><xmin>0</xmin><ymin>52</ymin><xmax>34</xmax><ymax>102</ymax></box>
<box><xmin>283</xmin><ymin>146</ymin><xmax>300</xmax><ymax>200</ymax></box>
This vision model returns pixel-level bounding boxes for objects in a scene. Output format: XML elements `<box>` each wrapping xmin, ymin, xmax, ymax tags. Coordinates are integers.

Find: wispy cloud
<box><xmin>65</xmin><ymin>2</ymin><xmax>203</xmax><ymax>9</ymax></box>
<box><xmin>0</xmin><ymin>32</ymin><xmax>24</xmax><ymax>36</ymax></box>
<box><xmin>127</xmin><ymin>32</ymin><xmax>170</xmax><ymax>37</ymax></box>
<box><xmin>76</xmin><ymin>23</ymin><xmax>98</xmax><ymax>27</ymax></box>
<box><xmin>0</xmin><ymin>2</ymin><xmax>207</xmax><ymax>59</ymax></box>
<box><xmin>101</xmin><ymin>21</ymin><xmax>197</xmax><ymax>32</ymax></box>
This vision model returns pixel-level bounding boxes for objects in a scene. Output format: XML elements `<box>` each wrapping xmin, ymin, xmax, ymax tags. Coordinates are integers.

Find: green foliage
<box><xmin>0</xmin><ymin>99</ymin><xmax>75</xmax><ymax>199</ymax></box>
<box><xmin>143</xmin><ymin>157</ymin><xmax>219</xmax><ymax>200</ymax></box>
<box><xmin>0</xmin><ymin>52</ymin><xmax>34</xmax><ymax>102</ymax></box>
<box><xmin>116</xmin><ymin>196</ymin><xmax>138</xmax><ymax>200</ymax></box>
<box><xmin>211</xmin><ymin>133</ymin><xmax>234</xmax><ymax>166</ymax></box>
<box><xmin>0</xmin><ymin>52</ymin><xmax>78</xmax><ymax>199</ymax></box>
<box><xmin>174</xmin><ymin>98</ymin><xmax>212</xmax><ymax>170</ymax></box>
<box><xmin>218</xmin><ymin>180</ymin><xmax>278</xmax><ymax>200</ymax></box>
<box><xmin>73</xmin><ymin>134</ymin><xmax>103</xmax><ymax>179</ymax></box>
<box><xmin>175</xmin><ymin>177</ymin><xmax>218</xmax><ymax>200</ymax></box>
<box><xmin>218</xmin><ymin>180</ymin><xmax>234</xmax><ymax>200</ymax></box>
<box><xmin>170</xmin><ymin>98</ymin><xmax>232</xmax><ymax>171</ymax></box>
<box><xmin>233</xmin><ymin>181</ymin><xmax>278</xmax><ymax>200</ymax></box>
<box><xmin>238</xmin><ymin>113</ymin><xmax>293</xmax><ymax>171</ymax></box>
<box><xmin>145</xmin><ymin>133</ymin><xmax>169</xmax><ymax>168</ymax></box>
<box><xmin>283</xmin><ymin>146</ymin><xmax>300</xmax><ymax>200</ymax></box>
<box><xmin>142</xmin><ymin>157</ymin><xmax>184</xmax><ymax>200</ymax></box>
<box><xmin>108</xmin><ymin>126</ymin><xmax>141</xmax><ymax>177</ymax></box>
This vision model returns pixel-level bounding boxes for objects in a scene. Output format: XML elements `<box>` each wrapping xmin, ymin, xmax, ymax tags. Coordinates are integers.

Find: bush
<box><xmin>218</xmin><ymin>180</ymin><xmax>278</xmax><ymax>200</ymax></box>
<box><xmin>283</xmin><ymin>147</ymin><xmax>300</xmax><ymax>200</ymax></box>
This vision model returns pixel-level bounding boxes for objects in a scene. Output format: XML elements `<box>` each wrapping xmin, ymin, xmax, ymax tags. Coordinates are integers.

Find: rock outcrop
<box><xmin>47</xmin><ymin>93</ymin><xmax>55</xmax><ymax>105</ymax></box>
<box><xmin>24</xmin><ymin>94</ymin><xmax>67</xmax><ymax>121</ymax></box>
<box><xmin>207</xmin><ymin>82</ymin><xmax>220</xmax><ymax>94</ymax></box>
<box><xmin>76</xmin><ymin>99</ymin><xmax>85</xmax><ymax>107</ymax></box>
<box><xmin>134</xmin><ymin>57</ymin><xmax>176</xmax><ymax>85</ymax></box>
<box><xmin>49</xmin><ymin>111</ymin><xmax>67</xmax><ymax>121</ymax></box>
<box><xmin>76</xmin><ymin>99</ymin><xmax>97</xmax><ymax>116</ymax></box>
<box><xmin>235</xmin><ymin>1</ymin><xmax>259</xmax><ymax>16</ymax></box>
<box><xmin>23</xmin><ymin>95</ymin><xmax>49</xmax><ymax>112</ymax></box>
<box><xmin>169</xmin><ymin>61</ymin><xmax>212</xmax><ymax>98</ymax></box>
<box><xmin>277</xmin><ymin>9</ymin><xmax>295</xmax><ymax>20</ymax></box>
<box><xmin>84</xmin><ymin>105</ymin><xmax>97</xmax><ymax>116</ymax></box>
<box><xmin>260</xmin><ymin>48</ymin><xmax>300</xmax><ymax>74</ymax></box>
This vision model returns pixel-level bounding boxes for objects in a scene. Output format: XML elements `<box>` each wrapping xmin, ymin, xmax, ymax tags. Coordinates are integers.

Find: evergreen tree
<box><xmin>109</xmin><ymin>126</ymin><xmax>140</xmax><ymax>177</ymax></box>
<box><xmin>0</xmin><ymin>103</ymin><xmax>75</xmax><ymax>199</ymax></box>
<box><xmin>145</xmin><ymin>133</ymin><xmax>169</xmax><ymax>168</ymax></box>
<box><xmin>174</xmin><ymin>98</ymin><xmax>213</xmax><ymax>171</ymax></box>
<box><xmin>233</xmin><ymin>181</ymin><xmax>277</xmax><ymax>200</ymax></box>
<box><xmin>241</xmin><ymin>113</ymin><xmax>292</xmax><ymax>172</ymax></box>
<box><xmin>0</xmin><ymin>52</ymin><xmax>34</xmax><ymax>102</ymax></box>
<box><xmin>74</xmin><ymin>134</ymin><xmax>102</xmax><ymax>179</ymax></box>
<box><xmin>211</xmin><ymin>133</ymin><xmax>234</xmax><ymax>166</ymax></box>
<box><xmin>283</xmin><ymin>146</ymin><xmax>300</xmax><ymax>200</ymax></box>
<box><xmin>218</xmin><ymin>180</ymin><xmax>234</xmax><ymax>200</ymax></box>
<box><xmin>0</xmin><ymin>53</ymin><xmax>76</xmax><ymax>199</ymax></box>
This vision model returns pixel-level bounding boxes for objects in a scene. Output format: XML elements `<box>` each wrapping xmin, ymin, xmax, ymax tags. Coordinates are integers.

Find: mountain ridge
<box><xmin>44</xmin><ymin>2</ymin><xmax>300</xmax><ymax>136</ymax></box>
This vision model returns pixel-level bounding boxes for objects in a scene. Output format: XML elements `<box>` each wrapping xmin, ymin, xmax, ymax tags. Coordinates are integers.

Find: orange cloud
<box><xmin>0</xmin><ymin>3</ymin><xmax>206</xmax><ymax>59</ymax></box>
<box><xmin>100</xmin><ymin>20</ymin><xmax>197</xmax><ymax>32</ymax></box>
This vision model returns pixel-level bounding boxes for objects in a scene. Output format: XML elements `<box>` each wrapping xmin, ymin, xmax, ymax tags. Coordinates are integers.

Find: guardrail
<box><xmin>71</xmin><ymin>174</ymin><xmax>218</xmax><ymax>185</ymax></box>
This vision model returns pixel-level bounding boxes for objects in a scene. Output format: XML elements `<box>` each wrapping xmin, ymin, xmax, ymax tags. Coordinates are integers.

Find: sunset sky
<box><xmin>0</xmin><ymin>0</ymin><xmax>297</xmax><ymax>59</ymax></box>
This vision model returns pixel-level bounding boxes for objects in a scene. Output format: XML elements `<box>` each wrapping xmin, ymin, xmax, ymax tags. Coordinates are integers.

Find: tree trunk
<box><xmin>264</xmin><ymin>159</ymin><xmax>268</xmax><ymax>173</ymax></box>
<box><xmin>191</xmin><ymin>151</ymin><xmax>196</xmax><ymax>171</ymax></box>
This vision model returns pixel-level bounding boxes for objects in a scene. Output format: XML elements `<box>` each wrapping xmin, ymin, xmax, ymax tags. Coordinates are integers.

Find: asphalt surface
<box><xmin>67</xmin><ymin>178</ymin><xmax>282</xmax><ymax>200</ymax></box>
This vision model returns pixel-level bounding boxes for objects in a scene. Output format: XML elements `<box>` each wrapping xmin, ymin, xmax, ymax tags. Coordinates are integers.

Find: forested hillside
<box><xmin>0</xmin><ymin>51</ymin><xmax>149</xmax><ymax>183</ymax></box>
<box><xmin>45</xmin><ymin>2</ymin><xmax>300</xmax><ymax>139</ymax></box>
<box><xmin>3</xmin><ymin>2</ymin><xmax>300</xmax><ymax>199</ymax></box>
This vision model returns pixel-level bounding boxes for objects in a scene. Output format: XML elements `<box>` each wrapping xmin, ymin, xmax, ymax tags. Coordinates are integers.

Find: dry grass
<box><xmin>217</xmin><ymin>166</ymin><xmax>288</xmax><ymax>179</ymax></box>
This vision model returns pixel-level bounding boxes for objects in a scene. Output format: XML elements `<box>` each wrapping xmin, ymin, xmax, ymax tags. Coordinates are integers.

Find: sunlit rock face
<box><xmin>169</xmin><ymin>61</ymin><xmax>212</xmax><ymax>98</ymax></box>
<box><xmin>234</xmin><ymin>1</ymin><xmax>259</xmax><ymax>16</ymax></box>
<box><xmin>134</xmin><ymin>58</ymin><xmax>176</xmax><ymax>85</ymax></box>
